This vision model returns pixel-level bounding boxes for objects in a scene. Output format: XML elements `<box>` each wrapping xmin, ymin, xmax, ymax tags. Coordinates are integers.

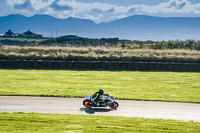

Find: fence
<box><xmin>0</xmin><ymin>60</ymin><xmax>199</xmax><ymax>72</ymax></box>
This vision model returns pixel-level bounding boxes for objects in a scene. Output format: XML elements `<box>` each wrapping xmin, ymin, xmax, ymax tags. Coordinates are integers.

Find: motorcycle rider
<box><xmin>91</xmin><ymin>89</ymin><xmax>104</xmax><ymax>106</ymax></box>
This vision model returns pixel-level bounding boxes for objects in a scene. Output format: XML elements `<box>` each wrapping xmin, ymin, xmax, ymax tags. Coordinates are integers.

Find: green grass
<box><xmin>0</xmin><ymin>69</ymin><xmax>200</xmax><ymax>103</ymax></box>
<box><xmin>0</xmin><ymin>38</ymin><xmax>46</xmax><ymax>42</ymax></box>
<box><xmin>0</xmin><ymin>112</ymin><xmax>199</xmax><ymax>133</ymax></box>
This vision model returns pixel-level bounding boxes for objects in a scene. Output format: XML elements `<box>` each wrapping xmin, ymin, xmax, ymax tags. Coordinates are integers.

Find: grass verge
<box><xmin>0</xmin><ymin>112</ymin><xmax>199</xmax><ymax>133</ymax></box>
<box><xmin>0</xmin><ymin>38</ymin><xmax>46</xmax><ymax>42</ymax></box>
<box><xmin>0</xmin><ymin>69</ymin><xmax>200</xmax><ymax>103</ymax></box>
<box><xmin>0</xmin><ymin>46</ymin><xmax>200</xmax><ymax>62</ymax></box>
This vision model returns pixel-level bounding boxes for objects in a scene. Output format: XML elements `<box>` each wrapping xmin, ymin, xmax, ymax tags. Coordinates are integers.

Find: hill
<box><xmin>0</xmin><ymin>14</ymin><xmax>200</xmax><ymax>40</ymax></box>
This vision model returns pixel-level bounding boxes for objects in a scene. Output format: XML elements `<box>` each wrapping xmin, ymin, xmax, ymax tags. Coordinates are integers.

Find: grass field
<box><xmin>0</xmin><ymin>38</ymin><xmax>46</xmax><ymax>42</ymax></box>
<box><xmin>0</xmin><ymin>112</ymin><xmax>199</xmax><ymax>133</ymax></box>
<box><xmin>0</xmin><ymin>69</ymin><xmax>199</xmax><ymax>103</ymax></box>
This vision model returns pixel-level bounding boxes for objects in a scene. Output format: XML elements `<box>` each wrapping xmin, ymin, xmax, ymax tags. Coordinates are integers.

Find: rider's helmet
<box><xmin>99</xmin><ymin>89</ymin><xmax>104</xmax><ymax>95</ymax></box>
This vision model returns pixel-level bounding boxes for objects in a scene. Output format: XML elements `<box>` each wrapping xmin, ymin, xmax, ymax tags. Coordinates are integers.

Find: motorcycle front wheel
<box><xmin>109</xmin><ymin>101</ymin><xmax>119</xmax><ymax>109</ymax></box>
<box><xmin>83</xmin><ymin>99</ymin><xmax>92</xmax><ymax>108</ymax></box>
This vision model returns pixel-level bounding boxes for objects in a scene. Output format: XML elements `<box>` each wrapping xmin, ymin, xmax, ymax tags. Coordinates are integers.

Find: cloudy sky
<box><xmin>1</xmin><ymin>0</ymin><xmax>200</xmax><ymax>23</ymax></box>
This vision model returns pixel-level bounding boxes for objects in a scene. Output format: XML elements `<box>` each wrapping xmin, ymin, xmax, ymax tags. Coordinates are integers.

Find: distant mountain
<box><xmin>103</xmin><ymin>15</ymin><xmax>200</xmax><ymax>40</ymax></box>
<box><xmin>0</xmin><ymin>14</ymin><xmax>200</xmax><ymax>41</ymax></box>
<box><xmin>0</xmin><ymin>14</ymin><xmax>97</xmax><ymax>37</ymax></box>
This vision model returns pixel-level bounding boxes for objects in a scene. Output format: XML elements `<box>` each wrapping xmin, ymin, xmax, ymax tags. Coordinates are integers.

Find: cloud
<box><xmin>13</xmin><ymin>0</ymin><xmax>33</xmax><ymax>10</ymax></box>
<box><xmin>50</xmin><ymin>0</ymin><xmax>72</xmax><ymax>11</ymax></box>
<box><xmin>167</xmin><ymin>0</ymin><xmax>190</xmax><ymax>9</ymax></box>
<box><xmin>6</xmin><ymin>0</ymin><xmax>36</xmax><ymax>15</ymax></box>
<box><xmin>5</xmin><ymin>0</ymin><xmax>200</xmax><ymax>23</ymax></box>
<box><xmin>6</xmin><ymin>0</ymin><xmax>27</xmax><ymax>6</ymax></box>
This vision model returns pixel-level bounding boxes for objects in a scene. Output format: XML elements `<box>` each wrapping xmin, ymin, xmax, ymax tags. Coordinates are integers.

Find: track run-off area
<box><xmin>0</xmin><ymin>96</ymin><xmax>200</xmax><ymax>122</ymax></box>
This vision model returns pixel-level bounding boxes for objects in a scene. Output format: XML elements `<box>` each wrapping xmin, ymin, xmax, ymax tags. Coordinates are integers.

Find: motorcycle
<box><xmin>83</xmin><ymin>94</ymin><xmax>119</xmax><ymax>109</ymax></box>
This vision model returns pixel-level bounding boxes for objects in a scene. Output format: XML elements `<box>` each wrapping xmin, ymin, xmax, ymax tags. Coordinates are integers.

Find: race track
<box><xmin>0</xmin><ymin>96</ymin><xmax>200</xmax><ymax>122</ymax></box>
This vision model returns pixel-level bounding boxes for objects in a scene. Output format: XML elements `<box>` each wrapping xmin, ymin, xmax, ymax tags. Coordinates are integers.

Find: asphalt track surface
<box><xmin>0</xmin><ymin>96</ymin><xmax>200</xmax><ymax>122</ymax></box>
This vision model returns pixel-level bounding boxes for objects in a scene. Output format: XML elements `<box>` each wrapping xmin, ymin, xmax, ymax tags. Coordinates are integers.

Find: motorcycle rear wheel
<box><xmin>83</xmin><ymin>99</ymin><xmax>92</xmax><ymax>108</ymax></box>
<box><xmin>109</xmin><ymin>101</ymin><xmax>119</xmax><ymax>109</ymax></box>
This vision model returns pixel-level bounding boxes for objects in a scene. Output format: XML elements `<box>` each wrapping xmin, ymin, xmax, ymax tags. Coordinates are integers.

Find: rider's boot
<box><xmin>96</xmin><ymin>102</ymin><xmax>100</xmax><ymax>106</ymax></box>
<box><xmin>94</xmin><ymin>101</ymin><xmax>100</xmax><ymax>107</ymax></box>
